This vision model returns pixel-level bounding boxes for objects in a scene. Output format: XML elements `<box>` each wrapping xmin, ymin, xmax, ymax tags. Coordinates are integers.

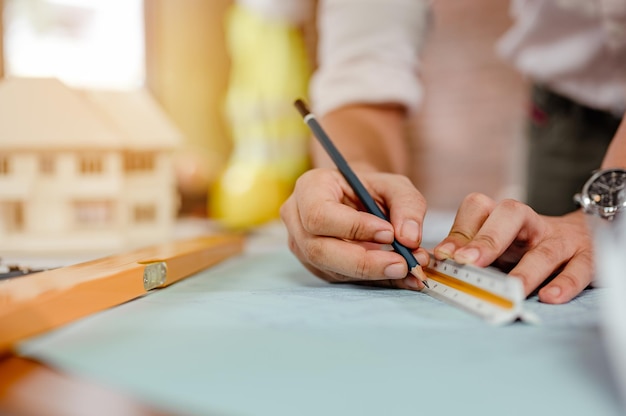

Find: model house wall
<box><xmin>0</xmin><ymin>77</ymin><xmax>183</xmax><ymax>253</ymax></box>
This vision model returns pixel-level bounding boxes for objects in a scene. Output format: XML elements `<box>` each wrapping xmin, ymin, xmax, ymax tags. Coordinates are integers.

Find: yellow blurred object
<box><xmin>210</xmin><ymin>3</ymin><xmax>311</xmax><ymax>229</ymax></box>
<box><xmin>211</xmin><ymin>162</ymin><xmax>291</xmax><ymax>229</ymax></box>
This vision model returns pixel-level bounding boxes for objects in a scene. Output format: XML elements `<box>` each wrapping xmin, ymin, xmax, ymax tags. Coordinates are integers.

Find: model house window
<box><xmin>133</xmin><ymin>204</ymin><xmax>156</xmax><ymax>223</ymax></box>
<box><xmin>40</xmin><ymin>154</ymin><xmax>55</xmax><ymax>175</ymax></box>
<box><xmin>0</xmin><ymin>201</ymin><xmax>24</xmax><ymax>233</ymax></box>
<box><xmin>1</xmin><ymin>201</ymin><xmax>24</xmax><ymax>232</ymax></box>
<box><xmin>124</xmin><ymin>152</ymin><xmax>155</xmax><ymax>173</ymax></box>
<box><xmin>79</xmin><ymin>155</ymin><xmax>103</xmax><ymax>174</ymax></box>
<box><xmin>73</xmin><ymin>201</ymin><xmax>113</xmax><ymax>228</ymax></box>
<box><xmin>0</xmin><ymin>155</ymin><xmax>10</xmax><ymax>175</ymax></box>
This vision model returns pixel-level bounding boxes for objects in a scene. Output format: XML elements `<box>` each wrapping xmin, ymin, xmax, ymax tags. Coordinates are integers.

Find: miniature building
<box><xmin>0</xmin><ymin>77</ymin><xmax>183</xmax><ymax>253</ymax></box>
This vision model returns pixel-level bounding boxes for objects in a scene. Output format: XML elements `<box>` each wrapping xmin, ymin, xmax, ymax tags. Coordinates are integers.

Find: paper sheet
<box><xmin>16</xmin><ymin>244</ymin><xmax>624</xmax><ymax>416</ymax></box>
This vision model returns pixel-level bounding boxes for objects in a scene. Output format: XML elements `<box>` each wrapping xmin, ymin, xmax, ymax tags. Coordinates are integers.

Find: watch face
<box><xmin>586</xmin><ymin>169</ymin><xmax>626</xmax><ymax>210</ymax></box>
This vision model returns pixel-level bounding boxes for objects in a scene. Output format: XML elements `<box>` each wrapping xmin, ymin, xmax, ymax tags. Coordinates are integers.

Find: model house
<box><xmin>0</xmin><ymin>77</ymin><xmax>183</xmax><ymax>253</ymax></box>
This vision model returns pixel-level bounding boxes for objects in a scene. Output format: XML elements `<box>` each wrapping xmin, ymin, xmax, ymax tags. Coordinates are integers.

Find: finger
<box><xmin>504</xmin><ymin>241</ymin><xmax>567</xmax><ymax>297</ymax></box>
<box><xmin>434</xmin><ymin>193</ymin><xmax>496</xmax><ymax>260</ymax></box>
<box><xmin>284</xmin><ymin>194</ymin><xmax>412</xmax><ymax>283</ymax></box>
<box><xmin>299</xmin><ymin>233</ymin><xmax>411</xmax><ymax>282</ymax></box>
<box><xmin>452</xmin><ymin>199</ymin><xmax>545</xmax><ymax>268</ymax></box>
<box><xmin>414</xmin><ymin>247</ymin><xmax>431</xmax><ymax>267</ymax></box>
<box><xmin>294</xmin><ymin>170</ymin><xmax>395</xmax><ymax>244</ymax></box>
<box><xmin>367</xmin><ymin>173</ymin><xmax>427</xmax><ymax>248</ymax></box>
<box><xmin>537</xmin><ymin>251</ymin><xmax>594</xmax><ymax>304</ymax></box>
<box><xmin>359</xmin><ymin>274</ymin><xmax>425</xmax><ymax>291</ymax></box>
<box><xmin>286</xmin><ymin>206</ymin><xmax>424</xmax><ymax>289</ymax></box>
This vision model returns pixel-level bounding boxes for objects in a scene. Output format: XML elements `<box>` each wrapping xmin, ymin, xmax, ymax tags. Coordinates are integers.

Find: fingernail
<box><xmin>415</xmin><ymin>251</ymin><xmax>430</xmax><ymax>266</ymax></box>
<box><xmin>455</xmin><ymin>248</ymin><xmax>480</xmax><ymax>264</ymax></box>
<box><xmin>403</xmin><ymin>276</ymin><xmax>423</xmax><ymax>290</ymax></box>
<box><xmin>401</xmin><ymin>220</ymin><xmax>420</xmax><ymax>242</ymax></box>
<box><xmin>436</xmin><ymin>243</ymin><xmax>455</xmax><ymax>258</ymax></box>
<box><xmin>374</xmin><ymin>230</ymin><xmax>394</xmax><ymax>243</ymax></box>
<box><xmin>544</xmin><ymin>285</ymin><xmax>561</xmax><ymax>299</ymax></box>
<box><xmin>384</xmin><ymin>263</ymin><xmax>406</xmax><ymax>278</ymax></box>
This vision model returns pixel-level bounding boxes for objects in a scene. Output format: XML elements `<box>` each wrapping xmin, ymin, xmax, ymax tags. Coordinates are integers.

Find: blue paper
<box><xmin>17</xmin><ymin>248</ymin><xmax>624</xmax><ymax>416</ymax></box>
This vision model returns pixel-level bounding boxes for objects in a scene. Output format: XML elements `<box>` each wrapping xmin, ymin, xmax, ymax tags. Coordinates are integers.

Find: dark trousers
<box><xmin>525</xmin><ymin>85</ymin><xmax>622</xmax><ymax>216</ymax></box>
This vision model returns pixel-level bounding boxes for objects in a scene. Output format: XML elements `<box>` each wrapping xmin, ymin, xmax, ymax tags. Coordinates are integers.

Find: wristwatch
<box><xmin>574</xmin><ymin>168</ymin><xmax>626</xmax><ymax>220</ymax></box>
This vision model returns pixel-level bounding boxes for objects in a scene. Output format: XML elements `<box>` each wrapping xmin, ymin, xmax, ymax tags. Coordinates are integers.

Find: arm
<box><xmin>313</xmin><ymin>104</ymin><xmax>410</xmax><ymax>174</ymax></box>
<box><xmin>309</xmin><ymin>0</ymin><xmax>430</xmax><ymax>174</ymax></box>
<box><xmin>280</xmin><ymin>1</ymin><xmax>432</xmax><ymax>289</ymax></box>
<box><xmin>433</xmin><ymin>115</ymin><xmax>626</xmax><ymax>304</ymax></box>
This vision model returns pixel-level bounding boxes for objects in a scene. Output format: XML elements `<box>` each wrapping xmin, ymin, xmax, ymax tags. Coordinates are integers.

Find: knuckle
<box><xmin>353</xmin><ymin>255</ymin><xmax>370</xmax><ymax>279</ymax></box>
<box><xmin>533</xmin><ymin>243</ymin><xmax>563</xmax><ymax>262</ymax></box>
<box><xmin>579</xmin><ymin>251</ymin><xmax>594</xmax><ymax>268</ymax></box>
<box><xmin>498</xmin><ymin>198</ymin><xmax>520</xmax><ymax>209</ymax></box>
<box><xmin>279</xmin><ymin>197</ymin><xmax>292</xmax><ymax>220</ymax></box>
<box><xmin>472</xmin><ymin>234</ymin><xmax>500</xmax><ymax>251</ymax></box>
<box><xmin>557</xmin><ymin>272</ymin><xmax>583</xmax><ymax>291</ymax></box>
<box><xmin>347</xmin><ymin>220</ymin><xmax>366</xmax><ymax>240</ymax></box>
<box><xmin>498</xmin><ymin>198</ymin><xmax>534</xmax><ymax>216</ymax></box>
<box><xmin>448</xmin><ymin>228</ymin><xmax>474</xmax><ymax>243</ymax></box>
<box><xmin>287</xmin><ymin>236</ymin><xmax>299</xmax><ymax>254</ymax></box>
<box><xmin>395</xmin><ymin>174</ymin><xmax>413</xmax><ymax>188</ymax></box>
<box><xmin>463</xmin><ymin>192</ymin><xmax>493</xmax><ymax>208</ymax></box>
<box><xmin>303</xmin><ymin>239</ymin><xmax>325</xmax><ymax>265</ymax></box>
<box><xmin>302</xmin><ymin>203</ymin><xmax>327</xmax><ymax>233</ymax></box>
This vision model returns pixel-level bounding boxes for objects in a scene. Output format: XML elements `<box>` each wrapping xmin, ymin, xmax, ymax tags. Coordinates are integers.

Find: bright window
<box><xmin>3</xmin><ymin>0</ymin><xmax>145</xmax><ymax>90</ymax></box>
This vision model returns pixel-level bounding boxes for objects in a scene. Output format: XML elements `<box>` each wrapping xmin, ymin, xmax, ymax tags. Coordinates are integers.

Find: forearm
<box><xmin>312</xmin><ymin>104</ymin><xmax>412</xmax><ymax>174</ymax></box>
<box><xmin>601</xmin><ymin>115</ymin><xmax>626</xmax><ymax>168</ymax></box>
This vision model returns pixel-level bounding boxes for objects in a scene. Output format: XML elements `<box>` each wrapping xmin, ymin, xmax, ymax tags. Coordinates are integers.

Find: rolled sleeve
<box><xmin>310</xmin><ymin>0</ymin><xmax>430</xmax><ymax>116</ymax></box>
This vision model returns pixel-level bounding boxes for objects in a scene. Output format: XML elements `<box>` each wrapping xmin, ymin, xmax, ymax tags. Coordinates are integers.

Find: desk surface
<box><xmin>9</xmin><ymin>231</ymin><xmax>625</xmax><ymax>416</ymax></box>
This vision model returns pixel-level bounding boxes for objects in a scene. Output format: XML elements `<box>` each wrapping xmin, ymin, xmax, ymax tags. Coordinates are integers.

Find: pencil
<box><xmin>294</xmin><ymin>98</ymin><xmax>429</xmax><ymax>288</ymax></box>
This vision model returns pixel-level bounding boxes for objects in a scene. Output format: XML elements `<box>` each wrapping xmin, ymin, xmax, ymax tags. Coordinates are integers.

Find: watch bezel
<box><xmin>574</xmin><ymin>168</ymin><xmax>626</xmax><ymax>220</ymax></box>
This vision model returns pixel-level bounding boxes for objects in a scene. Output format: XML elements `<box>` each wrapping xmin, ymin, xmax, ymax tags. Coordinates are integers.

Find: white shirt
<box><xmin>310</xmin><ymin>0</ymin><xmax>429</xmax><ymax>116</ymax></box>
<box><xmin>310</xmin><ymin>0</ymin><xmax>626</xmax><ymax>117</ymax></box>
<box><xmin>498</xmin><ymin>0</ymin><xmax>626</xmax><ymax>116</ymax></box>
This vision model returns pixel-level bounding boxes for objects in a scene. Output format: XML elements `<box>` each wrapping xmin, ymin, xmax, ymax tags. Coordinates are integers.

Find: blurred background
<box><xmin>0</xmin><ymin>0</ymin><xmax>527</xmax><ymax>231</ymax></box>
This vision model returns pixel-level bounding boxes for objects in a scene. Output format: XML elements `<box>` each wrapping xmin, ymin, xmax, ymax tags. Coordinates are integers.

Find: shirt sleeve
<box><xmin>310</xmin><ymin>0</ymin><xmax>430</xmax><ymax>116</ymax></box>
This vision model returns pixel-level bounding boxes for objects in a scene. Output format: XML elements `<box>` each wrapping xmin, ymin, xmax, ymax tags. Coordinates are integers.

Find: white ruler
<box><xmin>422</xmin><ymin>255</ymin><xmax>538</xmax><ymax>325</ymax></box>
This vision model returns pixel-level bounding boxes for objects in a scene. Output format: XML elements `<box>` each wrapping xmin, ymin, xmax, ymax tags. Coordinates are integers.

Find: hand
<box><xmin>280</xmin><ymin>168</ymin><xmax>430</xmax><ymax>290</ymax></box>
<box><xmin>433</xmin><ymin>193</ymin><xmax>594</xmax><ymax>304</ymax></box>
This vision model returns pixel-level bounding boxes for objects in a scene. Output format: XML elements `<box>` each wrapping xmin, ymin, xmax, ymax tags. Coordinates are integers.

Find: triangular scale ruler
<box><xmin>422</xmin><ymin>255</ymin><xmax>539</xmax><ymax>325</ymax></box>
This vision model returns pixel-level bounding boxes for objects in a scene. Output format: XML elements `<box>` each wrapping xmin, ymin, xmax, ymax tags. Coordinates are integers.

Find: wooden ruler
<box><xmin>0</xmin><ymin>234</ymin><xmax>244</xmax><ymax>353</ymax></box>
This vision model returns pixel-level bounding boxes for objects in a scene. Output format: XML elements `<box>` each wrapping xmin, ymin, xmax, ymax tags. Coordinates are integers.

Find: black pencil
<box><xmin>294</xmin><ymin>98</ymin><xmax>429</xmax><ymax>288</ymax></box>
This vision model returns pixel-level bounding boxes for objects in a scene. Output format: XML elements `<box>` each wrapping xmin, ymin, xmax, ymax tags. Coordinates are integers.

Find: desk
<box><xmin>2</xmin><ymin>221</ymin><xmax>625</xmax><ymax>416</ymax></box>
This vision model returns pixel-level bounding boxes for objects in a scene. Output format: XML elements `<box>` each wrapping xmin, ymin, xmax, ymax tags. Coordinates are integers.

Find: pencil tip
<box><xmin>409</xmin><ymin>267</ymin><xmax>429</xmax><ymax>289</ymax></box>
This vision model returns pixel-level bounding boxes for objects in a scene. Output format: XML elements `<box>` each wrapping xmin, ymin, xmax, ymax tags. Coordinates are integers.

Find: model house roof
<box><xmin>84</xmin><ymin>89</ymin><xmax>183</xmax><ymax>149</ymax></box>
<box><xmin>0</xmin><ymin>77</ymin><xmax>183</xmax><ymax>150</ymax></box>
